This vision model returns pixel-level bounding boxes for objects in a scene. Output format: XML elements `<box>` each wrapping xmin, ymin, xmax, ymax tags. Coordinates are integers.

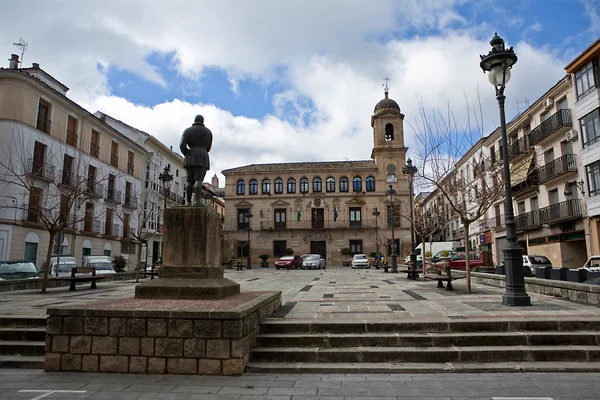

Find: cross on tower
<box><xmin>382</xmin><ymin>76</ymin><xmax>391</xmax><ymax>92</ymax></box>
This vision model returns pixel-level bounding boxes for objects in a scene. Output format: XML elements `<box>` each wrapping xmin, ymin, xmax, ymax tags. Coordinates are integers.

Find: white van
<box><xmin>82</xmin><ymin>255</ymin><xmax>116</xmax><ymax>275</ymax></box>
<box><xmin>404</xmin><ymin>242</ymin><xmax>458</xmax><ymax>266</ymax></box>
<box><xmin>43</xmin><ymin>256</ymin><xmax>78</xmax><ymax>277</ymax></box>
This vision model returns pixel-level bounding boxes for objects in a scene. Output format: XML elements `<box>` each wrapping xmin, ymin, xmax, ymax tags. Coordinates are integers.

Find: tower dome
<box><xmin>374</xmin><ymin>91</ymin><xmax>401</xmax><ymax>114</ymax></box>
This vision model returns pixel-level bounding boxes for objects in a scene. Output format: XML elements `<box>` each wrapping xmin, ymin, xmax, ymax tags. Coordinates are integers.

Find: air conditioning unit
<box><xmin>566</xmin><ymin>130</ymin><xmax>578</xmax><ymax>141</ymax></box>
<box><xmin>543</xmin><ymin>97</ymin><xmax>554</xmax><ymax>109</ymax></box>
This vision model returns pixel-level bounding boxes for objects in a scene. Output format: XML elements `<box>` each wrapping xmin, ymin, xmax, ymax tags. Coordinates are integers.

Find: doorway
<box><xmin>310</xmin><ymin>241</ymin><xmax>326</xmax><ymax>258</ymax></box>
<box><xmin>311</xmin><ymin>208</ymin><xmax>324</xmax><ymax>229</ymax></box>
<box><xmin>152</xmin><ymin>241</ymin><xmax>160</xmax><ymax>264</ymax></box>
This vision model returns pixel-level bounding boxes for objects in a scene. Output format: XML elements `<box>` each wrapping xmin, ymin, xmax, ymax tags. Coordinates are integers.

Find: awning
<box><xmin>510</xmin><ymin>153</ymin><xmax>535</xmax><ymax>188</ymax></box>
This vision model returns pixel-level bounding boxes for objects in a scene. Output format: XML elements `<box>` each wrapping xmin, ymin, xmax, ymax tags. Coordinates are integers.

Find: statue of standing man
<box><xmin>180</xmin><ymin>115</ymin><xmax>213</xmax><ymax>206</ymax></box>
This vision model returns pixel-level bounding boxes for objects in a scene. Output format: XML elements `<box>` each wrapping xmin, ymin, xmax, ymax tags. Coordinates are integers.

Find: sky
<box><xmin>1</xmin><ymin>0</ymin><xmax>599</xmax><ymax>187</ymax></box>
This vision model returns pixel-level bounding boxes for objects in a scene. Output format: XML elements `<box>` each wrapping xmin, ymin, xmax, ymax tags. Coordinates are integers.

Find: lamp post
<box><xmin>245</xmin><ymin>212</ymin><xmax>253</xmax><ymax>269</ymax></box>
<box><xmin>373</xmin><ymin>207</ymin><xmax>380</xmax><ymax>268</ymax></box>
<box><xmin>480</xmin><ymin>33</ymin><xmax>530</xmax><ymax>306</ymax></box>
<box><xmin>158</xmin><ymin>165</ymin><xmax>173</xmax><ymax>260</ymax></box>
<box><xmin>403</xmin><ymin>158</ymin><xmax>419</xmax><ymax>280</ymax></box>
<box><xmin>386</xmin><ymin>184</ymin><xmax>398</xmax><ymax>273</ymax></box>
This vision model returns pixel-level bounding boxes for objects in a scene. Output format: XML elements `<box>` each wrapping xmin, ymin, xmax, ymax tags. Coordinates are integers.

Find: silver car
<box><xmin>351</xmin><ymin>254</ymin><xmax>370</xmax><ymax>269</ymax></box>
<box><xmin>523</xmin><ymin>255</ymin><xmax>552</xmax><ymax>276</ymax></box>
<box><xmin>301</xmin><ymin>254</ymin><xmax>326</xmax><ymax>270</ymax></box>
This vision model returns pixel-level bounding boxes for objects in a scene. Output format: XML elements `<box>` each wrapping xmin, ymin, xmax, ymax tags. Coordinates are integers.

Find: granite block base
<box><xmin>135</xmin><ymin>277</ymin><xmax>240</xmax><ymax>300</ymax></box>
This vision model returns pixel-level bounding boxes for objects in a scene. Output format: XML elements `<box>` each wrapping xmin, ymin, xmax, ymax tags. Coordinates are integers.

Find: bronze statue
<box><xmin>180</xmin><ymin>115</ymin><xmax>213</xmax><ymax>206</ymax></box>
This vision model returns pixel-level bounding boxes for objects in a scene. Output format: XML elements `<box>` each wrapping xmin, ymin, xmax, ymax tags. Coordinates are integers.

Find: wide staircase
<box><xmin>0</xmin><ymin>316</ymin><xmax>46</xmax><ymax>369</ymax></box>
<box><xmin>246</xmin><ymin>318</ymin><xmax>600</xmax><ymax>373</ymax></box>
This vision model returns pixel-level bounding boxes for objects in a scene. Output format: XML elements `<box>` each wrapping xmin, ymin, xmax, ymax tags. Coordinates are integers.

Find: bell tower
<box><xmin>370</xmin><ymin>88</ymin><xmax>407</xmax><ymax>173</ymax></box>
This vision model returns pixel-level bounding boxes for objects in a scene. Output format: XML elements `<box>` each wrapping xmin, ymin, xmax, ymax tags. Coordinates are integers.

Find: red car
<box><xmin>448</xmin><ymin>251</ymin><xmax>485</xmax><ymax>270</ymax></box>
<box><xmin>274</xmin><ymin>256</ymin><xmax>304</xmax><ymax>270</ymax></box>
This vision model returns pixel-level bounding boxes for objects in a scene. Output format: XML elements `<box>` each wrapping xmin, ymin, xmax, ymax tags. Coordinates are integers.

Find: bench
<box><xmin>424</xmin><ymin>266</ymin><xmax>464</xmax><ymax>291</ymax></box>
<box><xmin>64</xmin><ymin>267</ymin><xmax>105</xmax><ymax>291</ymax></box>
<box><xmin>236</xmin><ymin>261</ymin><xmax>244</xmax><ymax>271</ymax></box>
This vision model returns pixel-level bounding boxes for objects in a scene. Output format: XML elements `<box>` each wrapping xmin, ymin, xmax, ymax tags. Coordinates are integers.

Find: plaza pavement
<box><xmin>0</xmin><ymin>267</ymin><xmax>599</xmax><ymax>399</ymax></box>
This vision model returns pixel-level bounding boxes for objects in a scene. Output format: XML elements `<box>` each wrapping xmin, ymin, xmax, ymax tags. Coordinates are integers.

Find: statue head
<box><xmin>194</xmin><ymin>115</ymin><xmax>204</xmax><ymax>124</ymax></box>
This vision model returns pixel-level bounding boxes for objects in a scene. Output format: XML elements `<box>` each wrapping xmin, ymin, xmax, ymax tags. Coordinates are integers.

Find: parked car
<box><xmin>301</xmin><ymin>254</ymin><xmax>326</xmax><ymax>270</ymax></box>
<box><xmin>351</xmin><ymin>254</ymin><xmax>370</xmax><ymax>269</ymax></box>
<box><xmin>83</xmin><ymin>255</ymin><xmax>116</xmax><ymax>275</ymax></box>
<box><xmin>43</xmin><ymin>256</ymin><xmax>78</xmax><ymax>277</ymax></box>
<box><xmin>146</xmin><ymin>258</ymin><xmax>162</xmax><ymax>273</ymax></box>
<box><xmin>448</xmin><ymin>251</ymin><xmax>485</xmax><ymax>270</ymax></box>
<box><xmin>431</xmin><ymin>250</ymin><xmax>457</xmax><ymax>264</ymax></box>
<box><xmin>522</xmin><ymin>255</ymin><xmax>552</xmax><ymax>276</ymax></box>
<box><xmin>0</xmin><ymin>260</ymin><xmax>40</xmax><ymax>280</ymax></box>
<box><xmin>582</xmin><ymin>256</ymin><xmax>600</xmax><ymax>272</ymax></box>
<box><xmin>274</xmin><ymin>256</ymin><xmax>303</xmax><ymax>270</ymax></box>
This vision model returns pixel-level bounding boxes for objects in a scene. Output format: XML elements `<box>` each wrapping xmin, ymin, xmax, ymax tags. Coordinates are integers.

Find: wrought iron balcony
<box><xmin>489</xmin><ymin>215</ymin><xmax>506</xmax><ymax>231</ymax></box>
<box><xmin>123</xmin><ymin>193</ymin><xmax>138</xmax><ymax>209</ymax></box>
<box><xmin>36</xmin><ymin>116</ymin><xmax>52</xmax><ymax>134</ymax></box>
<box><xmin>26</xmin><ymin>158</ymin><xmax>55</xmax><ymax>182</ymax></box>
<box><xmin>104</xmin><ymin>188</ymin><xmax>122</xmax><ymax>204</ymax></box>
<box><xmin>127</xmin><ymin>163</ymin><xmax>135</xmax><ymax>175</ymax></box>
<box><xmin>103</xmin><ymin>222</ymin><xmax>121</xmax><ymax>237</ymax></box>
<box><xmin>515</xmin><ymin>210</ymin><xmax>541</xmax><ymax>231</ymax></box>
<box><xmin>539</xmin><ymin>199</ymin><xmax>583</xmax><ymax>225</ymax></box>
<box><xmin>508</xmin><ymin>135</ymin><xmax>533</xmax><ymax>161</ymax></box>
<box><xmin>86</xmin><ymin>182</ymin><xmax>104</xmax><ymax>198</ymax></box>
<box><xmin>513</xmin><ymin>169</ymin><xmax>539</xmax><ymax>197</ymax></box>
<box><xmin>82</xmin><ymin>218</ymin><xmax>102</xmax><ymax>234</ymax></box>
<box><xmin>66</xmin><ymin>130</ymin><xmax>78</xmax><ymax>148</ymax></box>
<box><xmin>110</xmin><ymin>154</ymin><xmax>119</xmax><ymax>168</ymax></box>
<box><xmin>59</xmin><ymin>171</ymin><xmax>80</xmax><ymax>189</ymax></box>
<box><xmin>90</xmin><ymin>143</ymin><xmax>100</xmax><ymax>158</ymax></box>
<box><xmin>529</xmin><ymin>109</ymin><xmax>572</xmax><ymax>146</ymax></box>
<box><xmin>536</xmin><ymin>154</ymin><xmax>577</xmax><ymax>184</ymax></box>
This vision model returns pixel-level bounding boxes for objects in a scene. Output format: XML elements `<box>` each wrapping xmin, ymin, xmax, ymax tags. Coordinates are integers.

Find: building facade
<box><xmin>222</xmin><ymin>91</ymin><xmax>412</xmax><ymax>266</ymax></box>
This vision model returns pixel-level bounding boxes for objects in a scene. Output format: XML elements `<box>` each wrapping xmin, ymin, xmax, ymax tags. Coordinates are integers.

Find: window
<box><xmin>581</xmin><ymin>108</ymin><xmax>600</xmax><ymax>147</ymax></box>
<box><xmin>87</xmin><ymin>165</ymin><xmax>97</xmax><ymax>194</ymax></box>
<box><xmin>237</xmin><ymin>208</ymin><xmax>250</xmax><ymax>230</ymax></box>
<box><xmin>273</xmin><ymin>240</ymin><xmax>287</xmax><ymax>258</ymax></box>
<box><xmin>498</xmin><ymin>140</ymin><xmax>503</xmax><ymax>161</ymax></box>
<box><xmin>575</xmin><ymin>60</ymin><xmax>598</xmax><ymax>100</ymax></box>
<box><xmin>90</xmin><ymin>129</ymin><xmax>100</xmax><ymax>157</ymax></box>
<box><xmin>104</xmin><ymin>208</ymin><xmax>113</xmax><ymax>236</ymax></box>
<box><xmin>326</xmin><ymin>177</ymin><xmax>335</xmax><ymax>192</ymax></box>
<box><xmin>262</xmin><ymin>178</ymin><xmax>271</xmax><ymax>194</ymax></box>
<box><xmin>110</xmin><ymin>141</ymin><xmax>119</xmax><ymax>167</ymax></box>
<box><xmin>490</xmin><ymin>145</ymin><xmax>496</xmax><ymax>164</ymax></box>
<box><xmin>339</xmin><ymin>177</ymin><xmax>349</xmax><ymax>192</ymax></box>
<box><xmin>587</xmin><ymin>160</ymin><xmax>600</xmax><ymax>197</ymax></box>
<box><xmin>349</xmin><ymin>207</ymin><xmax>361</xmax><ymax>228</ymax></box>
<box><xmin>313</xmin><ymin>177</ymin><xmax>322</xmax><ymax>192</ymax></box>
<box><xmin>385</xmin><ymin>123</ymin><xmax>394</xmax><ymax>141</ymax></box>
<box><xmin>36</xmin><ymin>99</ymin><xmax>51</xmax><ymax>134</ymax></box>
<box><xmin>300</xmin><ymin>177</ymin><xmax>309</xmax><ymax>193</ymax></box>
<box><xmin>61</xmin><ymin>154</ymin><xmax>74</xmax><ymax>186</ymax></box>
<box><xmin>287</xmin><ymin>178</ymin><xmax>296</xmax><ymax>193</ymax></box>
<box><xmin>123</xmin><ymin>213</ymin><xmax>130</xmax><ymax>239</ymax></box>
<box><xmin>366</xmin><ymin>176</ymin><xmax>375</xmax><ymax>192</ymax></box>
<box><xmin>127</xmin><ymin>151</ymin><xmax>135</xmax><ymax>175</ymax></box>
<box><xmin>249</xmin><ymin>179</ymin><xmax>258</xmax><ymax>194</ymax></box>
<box><xmin>125</xmin><ymin>182</ymin><xmax>133</xmax><ymax>206</ymax></box>
<box><xmin>274</xmin><ymin>178</ymin><xmax>283</xmax><ymax>194</ymax></box>
<box><xmin>32</xmin><ymin>141</ymin><xmax>46</xmax><ymax>175</ymax></box>
<box><xmin>349</xmin><ymin>240</ymin><xmax>363</xmax><ymax>254</ymax></box>
<box><xmin>66</xmin><ymin>115</ymin><xmax>78</xmax><ymax>147</ymax></box>
<box><xmin>274</xmin><ymin>208</ymin><xmax>286</xmax><ymax>229</ymax></box>
<box><xmin>236</xmin><ymin>180</ymin><xmax>245</xmax><ymax>195</ymax></box>
<box><xmin>27</xmin><ymin>187</ymin><xmax>42</xmax><ymax>223</ymax></box>
<box><xmin>353</xmin><ymin>176</ymin><xmax>362</xmax><ymax>192</ymax></box>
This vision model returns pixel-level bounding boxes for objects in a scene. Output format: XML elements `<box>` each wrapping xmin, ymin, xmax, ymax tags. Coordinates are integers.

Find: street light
<box><xmin>158</xmin><ymin>165</ymin><xmax>173</xmax><ymax>259</ymax></box>
<box><xmin>386</xmin><ymin>184</ymin><xmax>398</xmax><ymax>273</ymax></box>
<box><xmin>245</xmin><ymin>212</ymin><xmax>253</xmax><ymax>269</ymax></box>
<box><xmin>402</xmin><ymin>158</ymin><xmax>419</xmax><ymax>280</ymax></box>
<box><xmin>480</xmin><ymin>33</ymin><xmax>531</xmax><ymax>306</ymax></box>
<box><xmin>373</xmin><ymin>207</ymin><xmax>381</xmax><ymax>268</ymax></box>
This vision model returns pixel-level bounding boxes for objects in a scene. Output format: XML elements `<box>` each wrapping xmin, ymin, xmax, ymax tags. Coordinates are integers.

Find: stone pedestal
<box><xmin>135</xmin><ymin>207</ymin><xmax>240</xmax><ymax>300</ymax></box>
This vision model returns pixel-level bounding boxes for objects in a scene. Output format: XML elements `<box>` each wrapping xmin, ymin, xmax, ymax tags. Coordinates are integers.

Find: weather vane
<box><xmin>382</xmin><ymin>76</ymin><xmax>391</xmax><ymax>92</ymax></box>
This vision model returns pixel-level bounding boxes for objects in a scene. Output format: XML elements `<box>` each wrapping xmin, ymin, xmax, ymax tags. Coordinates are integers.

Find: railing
<box><xmin>508</xmin><ymin>135</ymin><xmax>532</xmax><ymax>161</ymax></box>
<box><xmin>158</xmin><ymin>188</ymin><xmax>186</xmax><ymax>205</ymax></box>
<box><xmin>122</xmin><ymin>225</ymin><xmax>131</xmax><ymax>239</ymax></box>
<box><xmin>529</xmin><ymin>109</ymin><xmax>572</xmax><ymax>146</ymax></box>
<box><xmin>110</xmin><ymin>154</ymin><xmax>119</xmax><ymax>168</ymax></box>
<box><xmin>23</xmin><ymin>204</ymin><xmax>41</xmax><ymax>223</ymax></box>
<box><xmin>66</xmin><ymin>130</ymin><xmax>78</xmax><ymax>147</ymax></box>
<box><xmin>36</xmin><ymin>116</ymin><xmax>52</xmax><ymax>134</ymax></box>
<box><xmin>513</xmin><ymin>169</ymin><xmax>539</xmax><ymax>196</ymax></box>
<box><xmin>478</xmin><ymin>219</ymin><xmax>489</xmax><ymax>231</ymax></box>
<box><xmin>473</xmin><ymin>161</ymin><xmax>486</xmax><ymax>176</ymax></box>
<box><xmin>90</xmin><ymin>143</ymin><xmax>100</xmax><ymax>158</ymax></box>
<box><xmin>515</xmin><ymin>210</ymin><xmax>540</xmax><ymax>231</ymax></box>
<box><xmin>82</xmin><ymin>219</ymin><xmax>102</xmax><ymax>234</ymax></box>
<box><xmin>539</xmin><ymin>199</ymin><xmax>582</xmax><ymax>225</ymax></box>
<box><xmin>230</xmin><ymin>219</ymin><xmax>378</xmax><ymax>231</ymax></box>
<box><xmin>26</xmin><ymin>158</ymin><xmax>55</xmax><ymax>182</ymax></box>
<box><xmin>104</xmin><ymin>188</ymin><xmax>122</xmax><ymax>204</ymax></box>
<box><xmin>489</xmin><ymin>215</ymin><xmax>506</xmax><ymax>231</ymax></box>
<box><xmin>86</xmin><ymin>182</ymin><xmax>104</xmax><ymax>198</ymax></box>
<box><xmin>127</xmin><ymin>163</ymin><xmax>135</xmax><ymax>175</ymax></box>
<box><xmin>103</xmin><ymin>222</ymin><xmax>121</xmax><ymax>237</ymax></box>
<box><xmin>536</xmin><ymin>154</ymin><xmax>577</xmax><ymax>184</ymax></box>
<box><xmin>59</xmin><ymin>171</ymin><xmax>80</xmax><ymax>188</ymax></box>
<box><xmin>123</xmin><ymin>193</ymin><xmax>138</xmax><ymax>208</ymax></box>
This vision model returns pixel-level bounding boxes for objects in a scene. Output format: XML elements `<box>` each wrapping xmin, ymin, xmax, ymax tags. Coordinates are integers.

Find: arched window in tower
<box><xmin>385</xmin><ymin>123</ymin><xmax>394</xmax><ymax>141</ymax></box>
<box><xmin>249</xmin><ymin>179</ymin><xmax>258</xmax><ymax>194</ymax></box>
<box><xmin>326</xmin><ymin>177</ymin><xmax>335</xmax><ymax>192</ymax></box>
<box><xmin>262</xmin><ymin>178</ymin><xmax>271</xmax><ymax>194</ymax></box>
<box><xmin>339</xmin><ymin>177</ymin><xmax>349</xmax><ymax>192</ymax></box>
<box><xmin>236</xmin><ymin>179</ymin><xmax>245</xmax><ymax>195</ymax></box>
<box><xmin>353</xmin><ymin>176</ymin><xmax>362</xmax><ymax>192</ymax></box>
<box><xmin>274</xmin><ymin>178</ymin><xmax>283</xmax><ymax>194</ymax></box>
<box><xmin>287</xmin><ymin>178</ymin><xmax>296</xmax><ymax>193</ymax></box>
<box><xmin>313</xmin><ymin>177</ymin><xmax>322</xmax><ymax>192</ymax></box>
<box><xmin>366</xmin><ymin>176</ymin><xmax>375</xmax><ymax>192</ymax></box>
<box><xmin>300</xmin><ymin>177</ymin><xmax>309</xmax><ymax>193</ymax></box>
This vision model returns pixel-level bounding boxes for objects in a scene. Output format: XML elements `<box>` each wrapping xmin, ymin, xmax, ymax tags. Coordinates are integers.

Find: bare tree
<box><xmin>0</xmin><ymin>129</ymin><xmax>115</xmax><ymax>293</ymax></box>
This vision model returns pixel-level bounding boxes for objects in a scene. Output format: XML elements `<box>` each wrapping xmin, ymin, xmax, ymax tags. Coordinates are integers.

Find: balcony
<box><xmin>26</xmin><ymin>158</ymin><xmax>55</xmax><ymax>182</ymax></box>
<box><xmin>539</xmin><ymin>199</ymin><xmax>583</xmax><ymax>225</ymax></box>
<box><xmin>515</xmin><ymin>210</ymin><xmax>541</xmax><ymax>231</ymax></box>
<box><xmin>473</xmin><ymin>161</ymin><xmax>486</xmax><ymax>176</ymax></box>
<box><xmin>86</xmin><ymin>182</ymin><xmax>104</xmax><ymax>198</ymax></box>
<box><xmin>536</xmin><ymin>154</ymin><xmax>577</xmax><ymax>184</ymax></box>
<box><xmin>66</xmin><ymin>130</ymin><xmax>78</xmax><ymax>148</ymax></box>
<box><xmin>123</xmin><ymin>193</ymin><xmax>138</xmax><ymax>209</ymax></box>
<box><xmin>103</xmin><ymin>222</ymin><xmax>121</xmax><ymax>237</ymax></box>
<box><xmin>90</xmin><ymin>143</ymin><xmax>100</xmax><ymax>158</ymax></box>
<box><xmin>59</xmin><ymin>171</ymin><xmax>80</xmax><ymax>189</ymax></box>
<box><xmin>110</xmin><ymin>154</ymin><xmax>119</xmax><ymax>168</ymax></box>
<box><xmin>508</xmin><ymin>135</ymin><xmax>533</xmax><ymax>161</ymax></box>
<box><xmin>104</xmin><ymin>188</ymin><xmax>122</xmax><ymax>204</ymax></box>
<box><xmin>36</xmin><ymin>116</ymin><xmax>52</xmax><ymax>134</ymax></box>
<box><xmin>477</xmin><ymin>219</ymin><xmax>489</xmax><ymax>232</ymax></box>
<box><xmin>529</xmin><ymin>109</ymin><xmax>572</xmax><ymax>146</ymax></box>
<box><xmin>82</xmin><ymin>219</ymin><xmax>102</xmax><ymax>234</ymax></box>
<box><xmin>489</xmin><ymin>214</ymin><xmax>506</xmax><ymax>231</ymax></box>
<box><xmin>513</xmin><ymin>169</ymin><xmax>539</xmax><ymax>197</ymax></box>
<box><xmin>127</xmin><ymin>163</ymin><xmax>135</xmax><ymax>175</ymax></box>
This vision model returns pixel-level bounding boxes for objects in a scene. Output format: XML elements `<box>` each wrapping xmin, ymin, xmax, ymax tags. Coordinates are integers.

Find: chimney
<box><xmin>32</xmin><ymin>63</ymin><xmax>40</xmax><ymax>69</ymax></box>
<box><xmin>8</xmin><ymin>54</ymin><xmax>19</xmax><ymax>69</ymax></box>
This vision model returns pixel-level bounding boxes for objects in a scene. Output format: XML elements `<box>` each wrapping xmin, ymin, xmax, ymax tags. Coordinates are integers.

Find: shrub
<box><xmin>440</xmin><ymin>250</ymin><xmax>450</xmax><ymax>257</ymax></box>
<box><xmin>284</xmin><ymin>248</ymin><xmax>294</xmax><ymax>255</ymax></box>
<box><xmin>112</xmin><ymin>255</ymin><xmax>128</xmax><ymax>273</ymax></box>
<box><xmin>369</xmin><ymin>251</ymin><xmax>377</xmax><ymax>258</ymax></box>
<box><xmin>424</xmin><ymin>251</ymin><xmax>432</xmax><ymax>257</ymax></box>
<box><xmin>258</xmin><ymin>254</ymin><xmax>271</xmax><ymax>262</ymax></box>
<box><xmin>339</xmin><ymin>247</ymin><xmax>352</xmax><ymax>260</ymax></box>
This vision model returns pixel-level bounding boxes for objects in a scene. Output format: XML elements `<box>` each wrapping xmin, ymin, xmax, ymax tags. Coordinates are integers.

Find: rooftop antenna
<box><xmin>516</xmin><ymin>98</ymin><xmax>529</xmax><ymax>114</ymax></box>
<box><xmin>12</xmin><ymin>38</ymin><xmax>28</xmax><ymax>66</ymax></box>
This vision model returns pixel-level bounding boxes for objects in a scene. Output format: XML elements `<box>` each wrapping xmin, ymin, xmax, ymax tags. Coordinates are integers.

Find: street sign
<box><xmin>54</xmin><ymin>232</ymin><xmax>64</xmax><ymax>246</ymax></box>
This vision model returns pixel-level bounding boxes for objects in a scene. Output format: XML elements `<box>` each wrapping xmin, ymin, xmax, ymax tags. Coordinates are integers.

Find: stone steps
<box><xmin>0</xmin><ymin>355</ymin><xmax>45</xmax><ymax>369</ymax></box>
<box><xmin>0</xmin><ymin>316</ymin><xmax>47</xmax><ymax>369</ymax></box>
<box><xmin>0</xmin><ymin>327</ymin><xmax>46</xmax><ymax>342</ymax></box>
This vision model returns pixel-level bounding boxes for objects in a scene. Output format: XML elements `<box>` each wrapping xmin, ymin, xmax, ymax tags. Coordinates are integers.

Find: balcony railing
<box><xmin>489</xmin><ymin>215</ymin><xmax>506</xmax><ymax>231</ymax></box>
<box><xmin>23</xmin><ymin>204</ymin><xmax>41</xmax><ymax>223</ymax></box>
<box><xmin>473</xmin><ymin>161</ymin><xmax>486</xmax><ymax>176</ymax></box>
<box><xmin>26</xmin><ymin>158</ymin><xmax>55</xmax><ymax>182</ymax></box>
<box><xmin>104</xmin><ymin>188</ymin><xmax>122</xmax><ymax>204</ymax></box>
<box><xmin>86</xmin><ymin>182</ymin><xmax>104</xmax><ymax>198</ymax></box>
<box><xmin>110</xmin><ymin>154</ymin><xmax>119</xmax><ymax>168</ymax></box>
<box><xmin>508</xmin><ymin>135</ymin><xmax>533</xmax><ymax>161</ymax></box>
<box><xmin>159</xmin><ymin>188</ymin><xmax>186</xmax><ymax>205</ymax></box>
<box><xmin>90</xmin><ymin>143</ymin><xmax>100</xmax><ymax>158</ymax></box>
<box><xmin>66</xmin><ymin>130</ymin><xmax>78</xmax><ymax>148</ymax></box>
<box><xmin>36</xmin><ymin>116</ymin><xmax>52</xmax><ymax>134</ymax></box>
<box><xmin>103</xmin><ymin>222</ymin><xmax>121</xmax><ymax>237</ymax></box>
<box><xmin>123</xmin><ymin>193</ymin><xmax>138</xmax><ymax>208</ymax></box>
<box><xmin>529</xmin><ymin>109</ymin><xmax>572</xmax><ymax>146</ymax></box>
<box><xmin>513</xmin><ymin>169</ymin><xmax>539</xmax><ymax>197</ymax></box>
<box><xmin>536</xmin><ymin>154</ymin><xmax>577</xmax><ymax>184</ymax></box>
<box><xmin>127</xmin><ymin>163</ymin><xmax>135</xmax><ymax>175</ymax></box>
<box><xmin>515</xmin><ymin>210</ymin><xmax>541</xmax><ymax>231</ymax></box>
<box><xmin>59</xmin><ymin>171</ymin><xmax>80</xmax><ymax>189</ymax></box>
<box><xmin>539</xmin><ymin>199</ymin><xmax>583</xmax><ymax>225</ymax></box>
<box><xmin>231</xmin><ymin>219</ymin><xmax>377</xmax><ymax>231</ymax></box>
<box><xmin>82</xmin><ymin>219</ymin><xmax>102</xmax><ymax>234</ymax></box>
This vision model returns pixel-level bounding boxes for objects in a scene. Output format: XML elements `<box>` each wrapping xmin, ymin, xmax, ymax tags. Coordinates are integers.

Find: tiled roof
<box><xmin>222</xmin><ymin>160</ymin><xmax>376</xmax><ymax>174</ymax></box>
<box><xmin>565</xmin><ymin>37</ymin><xmax>600</xmax><ymax>71</ymax></box>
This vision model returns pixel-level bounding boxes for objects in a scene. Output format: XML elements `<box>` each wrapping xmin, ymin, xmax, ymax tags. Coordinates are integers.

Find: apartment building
<box><xmin>0</xmin><ymin>54</ymin><xmax>147</xmax><ymax>270</ymax></box>
<box><xmin>222</xmin><ymin>91</ymin><xmax>412</xmax><ymax>265</ymax></box>
<box><xmin>565</xmin><ymin>38</ymin><xmax>600</xmax><ymax>257</ymax></box>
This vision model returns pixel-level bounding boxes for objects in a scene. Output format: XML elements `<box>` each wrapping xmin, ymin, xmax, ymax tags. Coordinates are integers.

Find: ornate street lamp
<box><xmin>402</xmin><ymin>158</ymin><xmax>419</xmax><ymax>280</ymax></box>
<box><xmin>480</xmin><ymin>33</ymin><xmax>530</xmax><ymax>306</ymax></box>
<box><xmin>158</xmin><ymin>165</ymin><xmax>173</xmax><ymax>259</ymax></box>
<box><xmin>245</xmin><ymin>212</ymin><xmax>253</xmax><ymax>269</ymax></box>
<box><xmin>373</xmin><ymin>208</ymin><xmax>381</xmax><ymax>268</ymax></box>
<box><xmin>386</xmin><ymin>184</ymin><xmax>398</xmax><ymax>273</ymax></box>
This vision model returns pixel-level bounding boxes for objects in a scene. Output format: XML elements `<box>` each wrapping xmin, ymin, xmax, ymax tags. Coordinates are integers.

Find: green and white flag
<box><xmin>297</xmin><ymin>206</ymin><xmax>302</xmax><ymax>222</ymax></box>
